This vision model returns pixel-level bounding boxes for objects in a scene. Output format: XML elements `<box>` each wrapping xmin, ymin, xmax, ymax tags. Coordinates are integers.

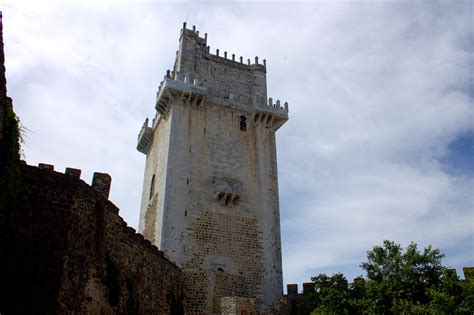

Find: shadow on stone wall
<box><xmin>0</xmin><ymin>163</ymin><xmax>183</xmax><ymax>314</ymax></box>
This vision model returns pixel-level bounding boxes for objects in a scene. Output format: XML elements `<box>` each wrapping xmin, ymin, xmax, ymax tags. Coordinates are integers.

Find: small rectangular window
<box><xmin>240</xmin><ymin>115</ymin><xmax>247</xmax><ymax>131</ymax></box>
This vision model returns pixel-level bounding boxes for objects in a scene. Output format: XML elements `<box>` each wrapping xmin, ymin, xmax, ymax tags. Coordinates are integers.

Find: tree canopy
<box><xmin>301</xmin><ymin>240</ymin><xmax>473</xmax><ymax>314</ymax></box>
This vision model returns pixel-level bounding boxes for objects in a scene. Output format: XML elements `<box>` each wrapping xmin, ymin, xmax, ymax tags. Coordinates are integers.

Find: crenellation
<box><xmin>137</xmin><ymin>117</ymin><xmax>154</xmax><ymax>154</ymax></box>
<box><xmin>91</xmin><ymin>172</ymin><xmax>111</xmax><ymax>199</ymax></box>
<box><xmin>302</xmin><ymin>282</ymin><xmax>314</xmax><ymax>294</ymax></box>
<box><xmin>5</xmin><ymin>163</ymin><xmax>183</xmax><ymax>313</ymax></box>
<box><xmin>65</xmin><ymin>167</ymin><xmax>81</xmax><ymax>178</ymax></box>
<box><xmin>287</xmin><ymin>284</ymin><xmax>298</xmax><ymax>296</ymax></box>
<box><xmin>38</xmin><ymin>163</ymin><xmax>54</xmax><ymax>171</ymax></box>
<box><xmin>153</xmin><ymin>73</ymin><xmax>207</xmax><ymax>116</ymax></box>
<box><xmin>260</xmin><ymin>97</ymin><xmax>289</xmax><ymax>113</ymax></box>
<box><xmin>179</xmin><ymin>23</ymin><xmax>265</xmax><ymax>75</ymax></box>
<box><xmin>184</xmin><ymin>73</ymin><xmax>191</xmax><ymax>83</ymax></box>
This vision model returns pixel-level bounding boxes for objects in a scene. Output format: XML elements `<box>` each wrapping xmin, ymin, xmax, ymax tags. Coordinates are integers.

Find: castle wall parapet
<box><xmin>155</xmin><ymin>73</ymin><xmax>207</xmax><ymax>117</ymax></box>
<box><xmin>36</xmin><ymin>162</ymin><xmax>113</xmax><ymax>199</ymax></box>
<box><xmin>253</xmin><ymin>97</ymin><xmax>289</xmax><ymax>130</ymax></box>
<box><xmin>180</xmin><ymin>22</ymin><xmax>266</xmax><ymax>72</ymax></box>
<box><xmin>1</xmin><ymin>162</ymin><xmax>183</xmax><ymax>313</ymax></box>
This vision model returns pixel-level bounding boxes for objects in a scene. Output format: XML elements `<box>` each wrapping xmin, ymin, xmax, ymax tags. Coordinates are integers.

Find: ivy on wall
<box><xmin>0</xmin><ymin>98</ymin><xmax>22</xmax><ymax>209</ymax></box>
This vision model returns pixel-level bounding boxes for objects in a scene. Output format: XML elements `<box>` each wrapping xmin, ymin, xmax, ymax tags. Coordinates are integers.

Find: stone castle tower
<box><xmin>137</xmin><ymin>23</ymin><xmax>288</xmax><ymax>313</ymax></box>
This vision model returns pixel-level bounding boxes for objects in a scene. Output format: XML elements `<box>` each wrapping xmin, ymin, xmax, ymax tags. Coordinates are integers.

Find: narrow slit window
<box><xmin>240</xmin><ymin>115</ymin><xmax>247</xmax><ymax>131</ymax></box>
<box><xmin>149</xmin><ymin>174</ymin><xmax>155</xmax><ymax>200</ymax></box>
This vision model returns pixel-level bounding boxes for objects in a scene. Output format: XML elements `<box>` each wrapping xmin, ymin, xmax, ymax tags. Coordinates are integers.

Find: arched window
<box><xmin>240</xmin><ymin>115</ymin><xmax>247</xmax><ymax>131</ymax></box>
<box><xmin>149</xmin><ymin>174</ymin><xmax>155</xmax><ymax>200</ymax></box>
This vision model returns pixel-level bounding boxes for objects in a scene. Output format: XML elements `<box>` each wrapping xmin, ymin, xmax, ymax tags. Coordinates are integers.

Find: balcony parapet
<box><xmin>137</xmin><ymin>118</ymin><xmax>154</xmax><ymax>155</ymax></box>
<box><xmin>155</xmin><ymin>71</ymin><xmax>208</xmax><ymax>116</ymax></box>
<box><xmin>253</xmin><ymin>97</ymin><xmax>289</xmax><ymax>130</ymax></box>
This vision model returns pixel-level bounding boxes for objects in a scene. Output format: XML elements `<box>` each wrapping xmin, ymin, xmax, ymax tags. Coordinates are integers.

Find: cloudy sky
<box><xmin>2</xmin><ymin>0</ymin><xmax>473</xmax><ymax>288</ymax></box>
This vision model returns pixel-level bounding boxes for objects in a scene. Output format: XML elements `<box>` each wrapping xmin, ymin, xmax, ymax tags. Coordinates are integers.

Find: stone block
<box><xmin>38</xmin><ymin>163</ymin><xmax>54</xmax><ymax>171</ymax></box>
<box><xmin>302</xmin><ymin>282</ymin><xmax>314</xmax><ymax>294</ymax></box>
<box><xmin>463</xmin><ymin>267</ymin><xmax>474</xmax><ymax>281</ymax></box>
<box><xmin>287</xmin><ymin>284</ymin><xmax>298</xmax><ymax>296</ymax></box>
<box><xmin>65</xmin><ymin>167</ymin><xmax>81</xmax><ymax>178</ymax></box>
<box><xmin>92</xmin><ymin>172</ymin><xmax>111</xmax><ymax>199</ymax></box>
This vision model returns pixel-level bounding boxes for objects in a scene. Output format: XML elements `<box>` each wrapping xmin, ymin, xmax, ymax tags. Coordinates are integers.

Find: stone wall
<box><xmin>220</xmin><ymin>297</ymin><xmax>260</xmax><ymax>315</ymax></box>
<box><xmin>183</xmin><ymin>269</ymin><xmax>239</xmax><ymax>314</ymax></box>
<box><xmin>0</xmin><ymin>163</ymin><xmax>183</xmax><ymax>314</ymax></box>
<box><xmin>183</xmin><ymin>269</ymin><xmax>259</xmax><ymax>314</ymax></box>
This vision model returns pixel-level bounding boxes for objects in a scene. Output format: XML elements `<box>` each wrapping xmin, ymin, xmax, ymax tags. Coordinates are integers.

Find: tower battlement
<box><xmin>153</xmin><ymin>68</ymin><xmax>289</xmax><ymax>118</ymax></box>
<box><xmin>179</xmin><ymin>22</ymin><xmax>266</xmax><ymax>71</ymax></box>
<box><xmin>171</xmin><ymin>22</ymin><xmax>290</xmax><ymax>115</ymax></box>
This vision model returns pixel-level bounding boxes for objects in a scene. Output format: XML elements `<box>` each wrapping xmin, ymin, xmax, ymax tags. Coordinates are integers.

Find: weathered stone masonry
<box><xmin>0</xmin><ymin>163</ymin><xmax>183</xmax><ymax>314</ymax></box>
<box><xmin>137</xmin><ymin>23</ymin><xmax>289</xmax><ymax>313</ymax></box>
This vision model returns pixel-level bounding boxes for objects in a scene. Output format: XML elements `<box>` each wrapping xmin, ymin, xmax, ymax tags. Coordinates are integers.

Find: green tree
<box><xmin>360</xmin><ymin>240</ymin><xmax>446</xmax><ymax>313</ymax></box>
<box><xmin>305</xmin><ymin>241</ymin><xmax>473</xmax><ymax>314</ymax></box>
<box><xmin>311</xmin><ymin>273</ymin><xmax>351</xmax><ymax>314</ymax></box>
<box><xmin>427</xmin><ymin>269</ymin><xmax>474</xmax><ymax>314</ymax></box>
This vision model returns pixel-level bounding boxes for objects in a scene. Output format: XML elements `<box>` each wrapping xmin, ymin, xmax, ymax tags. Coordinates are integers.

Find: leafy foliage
<box><xmin>0</xmin><ymin>98</ymin><xmax>22</xmax><ymax>209</ymax></box>
<box><xmin>306</xmin><ymin>241</ymin><xmax>473</xmax><ymax>314</ymax></box>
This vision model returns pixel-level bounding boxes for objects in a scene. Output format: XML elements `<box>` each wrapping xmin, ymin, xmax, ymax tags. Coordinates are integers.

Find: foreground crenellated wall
<box><xmin>0</xmin><ymin>163</ymin><xmax>183</xmax><ymax>314</ymax></box>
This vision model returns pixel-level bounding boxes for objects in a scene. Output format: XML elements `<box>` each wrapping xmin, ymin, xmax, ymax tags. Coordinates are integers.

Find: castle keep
<box><xmin>137</xmin><ymin>23</ymin><xmax>289</xmax><ymax>313</ymax></box>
